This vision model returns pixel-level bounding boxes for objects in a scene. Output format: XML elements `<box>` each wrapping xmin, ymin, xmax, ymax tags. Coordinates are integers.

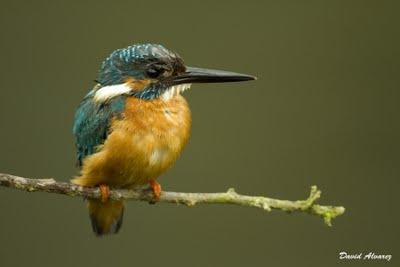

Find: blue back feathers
<box><xmin>73</xmin><ymin>89</ymin><xmax>126</xmax><ymax>166</ymax></box>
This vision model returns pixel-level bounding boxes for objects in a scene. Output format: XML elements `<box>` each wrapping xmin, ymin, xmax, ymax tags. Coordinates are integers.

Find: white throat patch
<box><xmin>161</xmin><ymin>84</ymin><xmax>191</xmax><ymax>101</ymax></box>
<box><xmin>93</xmin><ymin>82</ymin><xmax>191</xmax><ymax>102</ymax></box>
<box><xmin>94</xmin><ymin>84</ymin><xmax>132</xmax><ymax>102</ymax></box>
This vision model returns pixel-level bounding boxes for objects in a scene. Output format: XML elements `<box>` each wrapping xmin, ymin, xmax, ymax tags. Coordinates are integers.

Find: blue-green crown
<box><xmin>98</xmin><ymin>44</ymin><xmax>183</xmax><ymax>86</ymax></box>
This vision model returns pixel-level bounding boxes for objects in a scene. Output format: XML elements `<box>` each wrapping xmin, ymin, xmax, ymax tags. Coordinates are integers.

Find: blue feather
<box><xmin>73</xmin><ymin>88</ymin><xmax>126</xmax><ymax>166</ymax></box>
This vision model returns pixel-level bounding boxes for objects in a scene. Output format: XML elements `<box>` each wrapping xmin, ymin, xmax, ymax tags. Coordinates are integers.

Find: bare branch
<box><xmin>0</xmin><ymin>173</ymin><xmax>345</xmax><ymax>226</ymax></box>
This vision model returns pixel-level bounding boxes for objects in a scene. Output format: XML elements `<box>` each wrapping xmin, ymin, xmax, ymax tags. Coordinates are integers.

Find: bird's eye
<box><xmin>146</xmin><ymin>66</ymin><xmax>165</xmax><ymax>79</ymax></box>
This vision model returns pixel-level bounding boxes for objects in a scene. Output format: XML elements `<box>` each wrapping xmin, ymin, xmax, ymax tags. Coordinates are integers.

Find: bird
<box><xmin>71</xmin><ymin>43</ymin><xmax>256</xmax><ymax>236</ymax></box>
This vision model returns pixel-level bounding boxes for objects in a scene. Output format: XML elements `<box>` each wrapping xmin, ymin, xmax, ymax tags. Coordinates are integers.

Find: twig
<box><xmin>0</xmin><ymin>173</ymin><xmax>345</xmax><ymax>226</ymax></box>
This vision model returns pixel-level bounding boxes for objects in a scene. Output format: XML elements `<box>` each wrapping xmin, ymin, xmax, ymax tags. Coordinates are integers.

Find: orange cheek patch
<box><xmin>124</xmin><ymin>78</ymin><xmax>153</xmax><ymax>92</ymax></box>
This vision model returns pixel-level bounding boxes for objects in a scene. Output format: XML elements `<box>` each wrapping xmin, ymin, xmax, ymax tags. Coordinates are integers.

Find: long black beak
<box><xmin>170</xmin><ymin>66</ymin><xmax>256</xmax><ymax>85</ymax></box>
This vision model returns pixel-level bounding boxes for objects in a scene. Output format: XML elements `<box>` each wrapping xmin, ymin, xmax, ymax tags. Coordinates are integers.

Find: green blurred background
<box><xmin>0</xmin><ymin>1</ymin><xmax>398</xmax><ymax>266</ymax></box>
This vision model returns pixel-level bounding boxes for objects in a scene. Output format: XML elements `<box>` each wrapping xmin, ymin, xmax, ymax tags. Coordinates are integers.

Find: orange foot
<box><xmin>99</xmin><ymin>184</ymin><xmax>110</xmax><ymax>203</ymax></box>
<box><xmin>149</xmin><ymin>179</ymin><xmax>162</xmax><ymax>203</ymax></box>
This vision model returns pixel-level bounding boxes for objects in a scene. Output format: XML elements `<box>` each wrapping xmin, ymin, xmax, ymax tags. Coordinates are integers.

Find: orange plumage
<box><xmin>73</xmin><ymin>95</ymin><xmax>191</xmax><ymax>188</ymax></box>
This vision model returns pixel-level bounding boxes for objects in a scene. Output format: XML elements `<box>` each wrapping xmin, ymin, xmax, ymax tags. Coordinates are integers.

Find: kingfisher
<box><xmin>71</xmin><ymin>44</ymin><xmax>256</xmax><ymax>236</ymax></box>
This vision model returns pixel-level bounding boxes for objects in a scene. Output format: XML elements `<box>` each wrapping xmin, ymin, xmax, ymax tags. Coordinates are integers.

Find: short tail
<box><xmin>87</xmin><ymin>199</ymin><xmax>125</xmax><ymax>236</ymax></box>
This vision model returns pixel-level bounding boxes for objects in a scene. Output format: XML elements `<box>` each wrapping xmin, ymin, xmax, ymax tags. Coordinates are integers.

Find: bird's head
<box><xmin>94</xmin><ymin>44</ymin><xmax>256</xmax><ymax>101</ymax></box>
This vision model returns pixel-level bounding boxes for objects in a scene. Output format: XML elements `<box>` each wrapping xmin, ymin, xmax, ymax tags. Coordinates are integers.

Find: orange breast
<box><xmin>75</xmin><ymin>95</ymin><xmax>191</xmax><ymax>188</ymax></box>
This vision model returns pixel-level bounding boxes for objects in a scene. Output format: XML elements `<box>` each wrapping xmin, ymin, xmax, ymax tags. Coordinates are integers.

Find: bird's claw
<box><xmin>99</xmin><ymin>184</ymin><xmax>110</xmax><ymax>203</ymax></box>
<box><xmin>149</xmin><ymin>180</ymin><xmax>161</xmax><ymax>204</ymax></box>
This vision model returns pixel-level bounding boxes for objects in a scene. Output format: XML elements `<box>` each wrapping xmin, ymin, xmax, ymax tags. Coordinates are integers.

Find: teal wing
<box><xmin>73</xmin><ymin>88</ymin><xmax>126</xmax><ymax>167</ymax></box>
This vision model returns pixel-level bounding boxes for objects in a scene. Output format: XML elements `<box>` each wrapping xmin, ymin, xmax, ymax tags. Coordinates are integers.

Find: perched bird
<box><xmin>72</xmin><ymin>44</ymin><xmax>255</xmax><ymax>236</ymax></box>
